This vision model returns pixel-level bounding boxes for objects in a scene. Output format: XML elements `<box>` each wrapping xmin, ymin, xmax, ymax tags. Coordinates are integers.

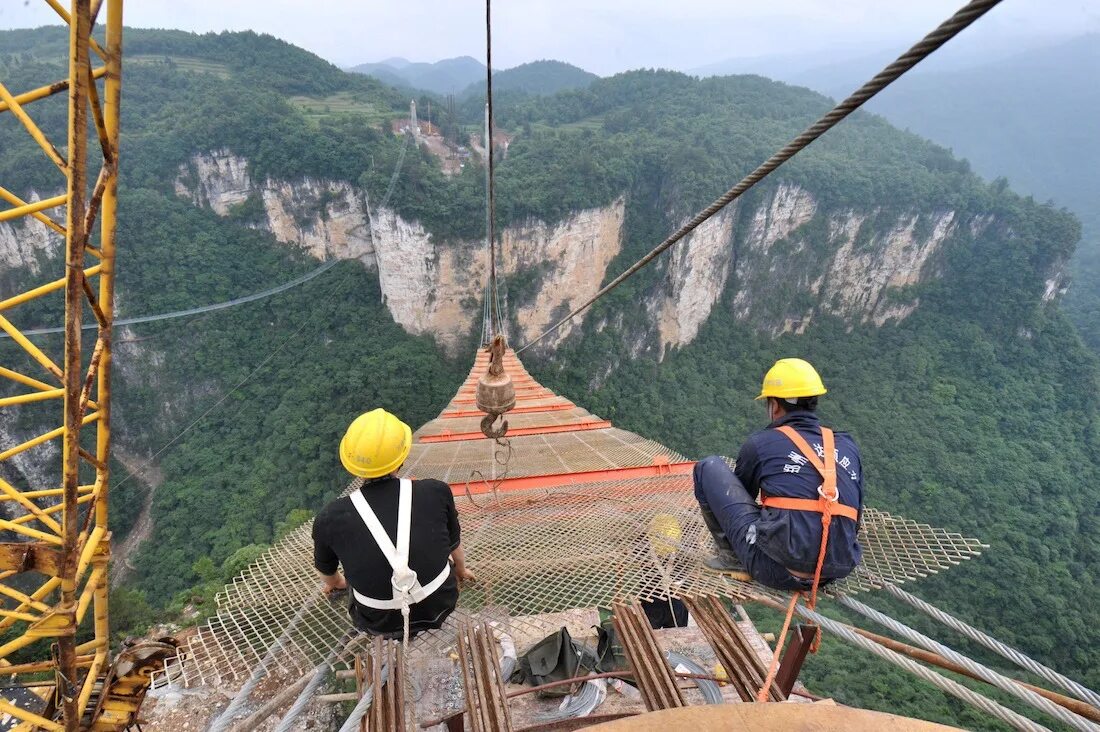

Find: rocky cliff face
<box><xmin>650</xmin><ymin>183</ymin><xmax>980</xmax><ymax>358</ymax></box>
<box><xmin>171</xmin><ymin>153</ymin><xmax>1026</xmax><ymax>359</ymax></box>
<box><xmin>176</xmin><ymin>151</ymin><xmax>626</xmax><ymax>353</ymax></box>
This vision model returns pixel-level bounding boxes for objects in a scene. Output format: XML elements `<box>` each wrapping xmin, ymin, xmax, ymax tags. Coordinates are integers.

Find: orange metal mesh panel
<box><xmin>414</xmin><ymin>407</ymin><xmax>599</xmax><ymax>437</ymax></box>
<box><xmin>403</xmin><ymin>428</ymin><xmax>687</xmax><ymax>484</ymax></box>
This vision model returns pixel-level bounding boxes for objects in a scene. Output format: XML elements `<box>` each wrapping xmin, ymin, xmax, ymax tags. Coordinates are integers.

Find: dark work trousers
<box><xmin>693</xmin><ymin>456</ymin><xmax>816</xmax><ymax>592</ymax></box>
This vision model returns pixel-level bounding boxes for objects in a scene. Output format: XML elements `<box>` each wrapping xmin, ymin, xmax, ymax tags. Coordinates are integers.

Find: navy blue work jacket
<box><xmin>734</xmin><ymin>411</ymin><xmax>864</xmax><ymax>578</ymax></box>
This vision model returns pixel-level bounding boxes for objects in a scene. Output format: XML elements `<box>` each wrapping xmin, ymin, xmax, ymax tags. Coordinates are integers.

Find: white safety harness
<box><xmin>348</xmin><ymin>479</ymin><xmax>450</xmax><ymax>635</ymax></box>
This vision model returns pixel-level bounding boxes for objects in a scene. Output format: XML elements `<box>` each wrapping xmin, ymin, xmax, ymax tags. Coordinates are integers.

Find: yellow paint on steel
<box><xmin>0</xmin><ymin>388</ymin><xmax>66</xmax><ymax>407</ymax></box>
<box><xmin>0</xmin><ymin>476</ymin><xmax>63</xmax><ymax>534</ymax></box>
<box><xmin>0</xmin><ymin>366</ymin><xmax>56</xmax><ymax>392</ymax></box>
<box><xmin>0</xmin><ymin>583</ymin><xmax>52</xmax><ymax>613</ymax></box>
<box><xmin>0</xmin><ymin>5</ymin><xmax>122</xmax><ymax>728</ymax></box>
<box><xmin>43</xmin><ymin>0</ymin><xmax>108</xmax><ymax>60</ymax></box>
<box><xmin>0</xmin><ymin>264</ymin><xmax>102</xmax><ymax>311</ymax></box>
<box><xmin>0</xmin><ymin>82</ymin><xmax>67</xmax><ymax>172</ymax></box>
<box><xmin>0</xmin><ymin>312</ymin><xmax>65</xmax><ymax>380</ymax></box>
<box><xmin>8</xmin><ymin>489</ymin><xmax>96</xmax><ymax>526</ymax></box>
<box><xmin>0</xmin><ymin>184</ymin><xmax>66</xmax><ymax>234</ymax></box>
<box><xmin>0</xmin><ymin>411</ymin><xmax>101</xmax><ymax>462</ymax></box>
<box><xmin>0</xmin><ymin>192</ymin><xmax>68</xmax><ymax>223</ymax></box>
<box><xmin>0</xmin><ymin>577</ymin><xmax>61</xmax><ymax>634</ymax></box>
<box><xmin>0</xmin><ymin>698</ymin><xmax>63</xmax><ymax>732</ymax></box>
<box><xmin>0</xmin><ymin>65</ymin><xmax>107</xmax><ymax>115</ymax></box>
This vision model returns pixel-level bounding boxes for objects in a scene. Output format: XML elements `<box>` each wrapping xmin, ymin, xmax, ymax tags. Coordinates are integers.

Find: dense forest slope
<box><xmin>0</xmin><ymin>27</ymin><xmax>1097</xmax><ymax>727</ymax></box>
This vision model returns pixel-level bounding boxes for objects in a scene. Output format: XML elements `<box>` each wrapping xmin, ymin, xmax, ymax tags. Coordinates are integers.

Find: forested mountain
<box><xmin>347</xmin><ymin>55</ymin><xmax>486</xmax><ymax>94</ymax></box>
<box><xmin>462</xmin><ymin>60</ymin><xmax>598</xmax><ymax>96</ymax></box>
<box><xmin>1</xmin><ymin>27</ymin><xmax>1097</xmax><ymax>728</ymax></box>
<box><xmin>719</xmin><ymin>35</ymin><xmax>1100</xmax><ymax>353</ymax></box>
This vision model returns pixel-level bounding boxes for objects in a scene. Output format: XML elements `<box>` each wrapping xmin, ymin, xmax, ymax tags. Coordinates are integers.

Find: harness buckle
<box><xmin>392</xmin><ymin>565</ymin><xmax>419</xmax><ymax>596</ymax></box>
<box><xmin>817</xmin><ymin>484</ymin><xmax>839</xmax><ymax>503</ymax></box>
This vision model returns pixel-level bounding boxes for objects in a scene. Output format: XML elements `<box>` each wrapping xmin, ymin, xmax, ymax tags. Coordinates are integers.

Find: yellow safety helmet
<box><xmin>339</xmin><ymin>409</ymin><xmax>412</xmax><ymax>479</ymax></box>
<box><xmin>648</xmin><ymin>513</ymin><xmax>683</xmax><ymax>557</ymax></box>
<box><xmin>756</xmin><ymin>358</ymin><xmax>827</xmax><ymax>401</ymax></box>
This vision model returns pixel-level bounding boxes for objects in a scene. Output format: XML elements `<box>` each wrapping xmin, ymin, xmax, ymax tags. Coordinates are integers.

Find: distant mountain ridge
<box><xmin>347</xmin><ymin>55</ymin><xmax>485</xmax><ymax>95</ymax></box>
<box><xmin>348</xmin><ymin>56</ymin><xmax>598</xmax><ymax>97</ymax></box>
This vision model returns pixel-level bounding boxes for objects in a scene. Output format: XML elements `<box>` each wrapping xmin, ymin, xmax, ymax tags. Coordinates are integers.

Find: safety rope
<box><xmin>837</xmin><ymin>595</ymin><xmax>1099</xmax><ymax>731</ymax></box>
<box><xmin>781</xmin><ymin>599</ymin><xmax>1050</xmax><ymax>732</ymax></box>
<box><xmin>514</xmin><ymin>0</ymin><xmax>1003</xmax><ymax>355</ymax></box>
<box><xmin>756</xmin><ymin>592</ymin><xmax>800</xmax><ymax>702</ymax></box>
<box><xmin>878</xmin><ymin>579</ymin><xmax>1100</xmax><ymax>709</ymax></box>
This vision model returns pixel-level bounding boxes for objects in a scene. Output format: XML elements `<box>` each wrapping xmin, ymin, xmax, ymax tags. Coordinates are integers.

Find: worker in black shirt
<box><xmin>313</xmin><ymin>408</ymin><xmax>475</xmax><ymax>638</ymax></box>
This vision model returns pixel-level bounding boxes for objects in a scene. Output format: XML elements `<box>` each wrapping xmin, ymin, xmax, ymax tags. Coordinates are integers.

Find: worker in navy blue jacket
<box><xmin>694</xmin><ymin>358</ymin><xmax>863</xmax><ymax>591</ymax></box>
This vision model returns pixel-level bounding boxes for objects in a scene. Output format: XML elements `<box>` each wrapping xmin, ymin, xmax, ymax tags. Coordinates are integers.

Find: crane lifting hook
<box><xmin>477</xmin><ymin>335</ymin><xmax>516</xmax><ymax>439</ymax></box>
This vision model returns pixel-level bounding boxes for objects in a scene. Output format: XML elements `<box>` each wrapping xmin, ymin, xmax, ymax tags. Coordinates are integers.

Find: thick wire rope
<box><xmin>787</xmin><ymin>600</ymin><xmax>1049</xmax><ymax>732</ymax></box>
<box><xmin>270</xmin><ymin>634</ymin><xmax>354</xmax><ymax>732</ymax></box>
<box><xmin>205</xmin><ymin>600</ymin><xmax>320</xmax><ymax>732</ymax></box>
<box><xmin>485</xmin><ymin>0</ymin><xmax>503</xmax><ymax>342</ymax></box>
<box><xmin>837</xmin><ymin>595</ymin><xmax>1099</xmax><ymax>731</ymax></box>
<box><xmin>336</xmin><ymin>665</ymin><xmax>388</xmax><ymax>732</ymax></box>
<box><xmin>514</xmin><ymin>0</ymin><xmax>1002</xmax><ymax>355</ymax></box>
<box><xmin>878</xmin><ymin>580</ymin><xmax>1100</xmax><ymax>709</ymax></box>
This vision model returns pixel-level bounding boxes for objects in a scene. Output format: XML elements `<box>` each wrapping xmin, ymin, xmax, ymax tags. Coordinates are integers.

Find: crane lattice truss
<box><xmin>163</xmin><ymin>350</ymin><xmax>985</xmax><ymax>689</ymax></box>
<box><xmin>0</xmin><ymin>2</ymin><xmax>122</xmax><ymax>729</ymax></box>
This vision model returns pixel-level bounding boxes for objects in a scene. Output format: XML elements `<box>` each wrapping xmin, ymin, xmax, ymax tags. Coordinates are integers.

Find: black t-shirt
<box><xmin>313</xmin><ymin>477</ymin><xmax>461</xmax><ymax>636</ymax></box>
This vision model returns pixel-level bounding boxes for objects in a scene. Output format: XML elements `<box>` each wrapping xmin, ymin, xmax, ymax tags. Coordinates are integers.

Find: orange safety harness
<box><xmin>756</xmin><ymin>425</ymin><xmax>860</xmax><ymax>701</ymax></box>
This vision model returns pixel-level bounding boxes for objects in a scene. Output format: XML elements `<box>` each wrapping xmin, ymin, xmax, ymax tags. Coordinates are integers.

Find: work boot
<box><xmin>699</xmin><ymin>505</ymin><xmax>741</xmax><ymax>572</ymax></box>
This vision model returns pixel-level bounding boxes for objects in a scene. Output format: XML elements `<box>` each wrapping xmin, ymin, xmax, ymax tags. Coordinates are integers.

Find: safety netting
<box><xmin>156</xmin><ymin>351</ymin><xmax>984</xmax><ymax>688</ymax></box>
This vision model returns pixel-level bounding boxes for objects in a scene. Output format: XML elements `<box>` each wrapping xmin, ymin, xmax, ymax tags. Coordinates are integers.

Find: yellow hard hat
<box><xmin>339</xmin><ymin>409</ymin><xmax>412</xmax><ymax>478</ymax></box>
<box><xmin>648</xmin><ymin>513</ymin><xmax>683</xmax><ymax>557</ymax></box>
<box><xmin>756</xmin><ymin>358</ymin><xmax>827</xmax><ymax>400</ymax></box>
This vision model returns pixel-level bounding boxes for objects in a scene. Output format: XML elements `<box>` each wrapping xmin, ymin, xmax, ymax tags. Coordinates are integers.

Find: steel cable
<box><xmin>271</xmin><ymin>635</ymin><xmax>352</xmax><ymax>732</ymax></box>
<box><xmin>789</xmin><ymin>602</ymin><xmax>1049</xmax><ymax>732</ymax></box>
<box><xmin>879</xmin><ymin>580</ymin><xmax>1100</xmax><ymax>710</ymax></box>
<box><xmin>206</xmin><ymin>598</ymin><xmax>320</xmax><ymax>732</ymax></box>
<box><xmin>837</xmin><ymin>595</ymin><xmax>1099</xmax><ymax>731</ymax></box>
<box><xmin>515</xmin><ymin>0</ymin><xmax>1002</xmax><ymax>354</ymax></box>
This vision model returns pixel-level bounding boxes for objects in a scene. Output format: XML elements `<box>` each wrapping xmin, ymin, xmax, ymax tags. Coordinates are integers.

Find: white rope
<box><xmin>793</xmin><ymin>603</ymin><xmax>1049</xmax><ymax>732</ymax></box>
<box><xmin>837</xmin><ymin>595</ymin><xmax>1099</xmax><ymax>731</ymax></box>
<box><xmin>880</xmin><ymin>580</ymin><xmax>1100</xmax><ymax>709</ymax></box>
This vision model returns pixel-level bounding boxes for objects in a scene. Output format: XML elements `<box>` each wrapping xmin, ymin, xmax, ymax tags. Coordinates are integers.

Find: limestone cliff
<box><xmin>175</xmin><ymin>151</ymin><xmax>625</xmax><ymax>353</ymax></box>
<box><xmin>170</xmin><ymin>153</ymin><xmax>1045</xmax><ymax>360</ymax></box>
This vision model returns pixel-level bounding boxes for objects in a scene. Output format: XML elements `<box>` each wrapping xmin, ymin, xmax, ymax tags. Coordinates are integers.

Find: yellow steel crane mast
<box><xmin>0</xmin><ymin>1</ymin><xmax>128</xmax><ymax>729</ymax></box>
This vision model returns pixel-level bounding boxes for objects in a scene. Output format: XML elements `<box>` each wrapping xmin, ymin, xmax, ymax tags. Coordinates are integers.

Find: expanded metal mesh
<box><xmin>156</xmin><ymin>351</ymin><xmax>985</xmax><ymax>695</ymax></box>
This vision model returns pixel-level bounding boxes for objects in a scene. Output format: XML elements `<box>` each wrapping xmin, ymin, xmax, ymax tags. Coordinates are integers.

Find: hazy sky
<box><xmin>1</xmin><ymin>1</ymin><xmax>1097</xmax><ymax>74</ymax></box>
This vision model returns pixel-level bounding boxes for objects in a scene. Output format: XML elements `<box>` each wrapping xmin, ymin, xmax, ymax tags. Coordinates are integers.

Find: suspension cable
<box><xmin>877</xmin><ymin>579</ymin><xmax>1100</xmax><ymax>709</ymax></box>
<box><xmin>514</xmin><ymin>0</ymin><xmax>1002</xmax><ymax>355</ymax></box>
<box><xmin>837</xmin><ymin>595</ymin><xmax>1099</xmax><ymax>731</ymax></box>
<box><xmin>485</xmin><ymin>0</ymin><xmax>503</xmax><ymax>342</ymax></box>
